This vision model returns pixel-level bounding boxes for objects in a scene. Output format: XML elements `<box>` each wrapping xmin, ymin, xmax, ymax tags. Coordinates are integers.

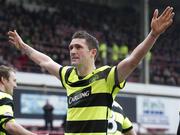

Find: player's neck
<box><xmin>76</xmin><ymin>64</ymin><xmax>96</xmax><ymax>77</ymax></box>
<box><xmin>0</xmin><ymin>84</ymin><xmax>5</xmax><ymax>93</ymax></box>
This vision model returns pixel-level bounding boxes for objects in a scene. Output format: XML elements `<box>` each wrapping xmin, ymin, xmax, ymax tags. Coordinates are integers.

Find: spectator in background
<box><xmin>108</xmin><ymin>101</ymin><xmax>136</xmax><ymax>135</ymax></box>
<box><xmin>111</xmin><ymin>42</ymin><xmax>119</xmax><ymax>64</ymax></box>
<box><xmin>61</xmin><ymin>114</ymin><xmax>67</xmax><ymax>132</ymax></box>
<box><xmin>7</xmin><ymin>6</ymin><xmax>174</xmax><ymax>134</ymax></box>
<box><xmin>0</xmin><ymin>65</ymin><xmax>42</xmax><ymax>135</ymax></box>
<box><xmin>99</xmin><ymin>42</ymin><xmax>107</xmax><ymax>65</ymax></box>
<box><xmin>119</xmin><ymin>43</ymin><xmax>129</xmax><ymax>60</ymax></box>
<box><xmin>43</xmin><ymin>100</ymin><xmax>54</xmax><ymax>130</ymax></box>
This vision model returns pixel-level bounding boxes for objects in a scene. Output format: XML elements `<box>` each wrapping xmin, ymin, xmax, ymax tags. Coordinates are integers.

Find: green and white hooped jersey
<box><xmin>108</xmin><ymin>101</ymin><xmax>133</xmax><ymax>135</ymax></box>
<box><xmin>59</xmin><ymin>66</ymin><xmax>125</xmax><ymax>135</ymax></box>
<box><xmin>0</xmin><ymin>91</ymin><xmax>15</xmax><ymax>135</ymax></box>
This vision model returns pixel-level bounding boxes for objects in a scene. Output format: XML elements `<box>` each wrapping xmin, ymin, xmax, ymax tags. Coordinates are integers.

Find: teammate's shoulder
<box><xmin>112</xmin><ymin>101</ymin><xmax>123</xmax><ymax>110</ymax></box>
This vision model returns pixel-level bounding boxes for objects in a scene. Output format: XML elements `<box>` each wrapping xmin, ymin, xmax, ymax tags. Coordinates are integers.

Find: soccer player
<box><xmin>108</xmin><ymin>101</ymin><xmax>136</xmax><ymax>135</ymax></box>
<box><xmin>0</xmin><ymin>65</ymin><xmax>40</xmax><ymax>135</ymax></box>
<box><xmin>7</xmin><ymin>6</ymin><xmax>174</xmax><ymax>135</ymax></box>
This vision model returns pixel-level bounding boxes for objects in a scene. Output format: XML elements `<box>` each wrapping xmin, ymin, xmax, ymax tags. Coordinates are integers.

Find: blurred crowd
<box><xmin>0</xmin><ymin>0</ymin><xmax>179</xmax><ymax>86</ymax></box>
<box><xmin>150</xmin><ymin>23</ymin><xmax>180</xmax><ymax>86</ymax></box>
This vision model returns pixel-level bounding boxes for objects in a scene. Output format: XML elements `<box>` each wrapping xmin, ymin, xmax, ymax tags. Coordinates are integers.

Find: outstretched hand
<box><xmin>7</xmin><ymin>30</ymin><xmax>25</xmax><ymax>49</ymax></box>
<box><xmin>151</xmin><ymin>6</ymin><xmax>175</xmax><ymax>37</ymax></box>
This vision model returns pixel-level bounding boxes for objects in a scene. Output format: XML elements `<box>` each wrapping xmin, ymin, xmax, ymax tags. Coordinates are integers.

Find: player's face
<box><xmin>4</xmin><ymin>71</ymin><xmax>17</xmax><ymax>95</ymax></box>
<box><xmin>69</xmin><ymin>38</ymin><xmax>93</xmax><ymax>66</ymax></box>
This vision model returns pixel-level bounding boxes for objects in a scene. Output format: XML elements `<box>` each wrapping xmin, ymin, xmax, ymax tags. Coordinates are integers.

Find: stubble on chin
<box><xmin>71</xmin><ymin>62</ymin><xmax>83</xmax><ymax>68</ymax></box>
<box><xmin>77</xmin><ymin>63</ymin><xmax>83</xmax><ymax>68</ymax></box>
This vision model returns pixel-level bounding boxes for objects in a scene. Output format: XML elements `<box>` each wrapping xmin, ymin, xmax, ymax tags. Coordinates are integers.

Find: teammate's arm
<box><xmin>7</xmin><ymin>30</ymin><xmax>61</xmax><ymax>78</ymax></box>
<box><xmin>5</xmin><ymin>120</ymin><xmax>37</xmax><ymax>135</ymax></box>
<box><xmin>124</xmin><ymin>129</ymin><xmax>137</xmax><ymax>135</ymax></box>
<box><xmin>122</xmin><ymin>115</ymin><xmax>136</xmax><ymax>135</ymax></box>
<box><xmin>116</xmin><ymin>6</ymin><xmax>174</xmax><ymax>83</ymax></box>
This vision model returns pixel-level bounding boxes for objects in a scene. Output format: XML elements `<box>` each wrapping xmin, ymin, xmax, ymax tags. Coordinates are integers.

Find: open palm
<box><xmin>151</xmin><ymin>6</ymin><xmax>174</xmax><ymax>37</ymax></box>
<box><xmin>8</xmin><ymin>30</ymin><xmax>25</xmax><ymax>49</ymax></box>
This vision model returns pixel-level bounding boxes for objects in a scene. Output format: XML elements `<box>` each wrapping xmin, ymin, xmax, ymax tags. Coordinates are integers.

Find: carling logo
<box><xmin>68</xmin><ymin>87</ymin><xmax>91</xmax><ymax>106</ymax></box>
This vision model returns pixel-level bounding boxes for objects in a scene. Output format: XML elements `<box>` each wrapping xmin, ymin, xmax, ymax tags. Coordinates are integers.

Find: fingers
<box><xmin>7</xmin><ymin>30</ymin><xmax>20</xmax><ymax>48</ymax></box>
<box><xmin>8</xmin><ymin>36</ymin><xmax>19</xmax><ymax>48</ymax></box>
<box><xmin>7</xmin><ymin>30</ymin><xmax>18</xmax><ymax>37</ymax></box>
<box><xmin>157</xmin><ymin>6</ymin><xmax>174</xmax><ymax>30</ymax></box>
<box><xmin>159</xmin><ymin>6</ymin><xmax>171</xmax><ymax>18</ymax></box>
<box><xmin>160</xmin><ymin>6</ymin><xmax>174</xmax><ymax>21</ymax></box>
<box><xmin>165</xmin><ymin>8</ymin><xmax>175</xmax><ymax>21</ymax></box>
<box><xmin>8</xmin><ymin>31</ymin><xmax>15</xmax><ymax>43</ymax></box>
<box><xmin>7</xmin><ymin>30</ymin><xmax>19</xmax><ymax>41</ymax></box>
<box><xmin>7</xmin><ymin>31</ymin><xmax>16</xmax><ymax>43</ymax></box>
<box><xmin>153</xmin><ymin>9</ymin><xmax>159</xmax><ymax>20</ymax></box>
<box><xmin>8</xmin><ymin>40</ymin><xmax>16</xmax><ymax>45</ymax></box>
<box><xmin>14</xmin><ymin>30</ymin><xmax>19</xmax><ymax>37</ymax></box>
<box><xmin>162</xmin><ymin>7</ymin><xmax>174</xmax><ymax>30</ymax></box>
<box><xmin>7</xmin><ymin>31</ymin><xmax>18</xmax><ymax>44</ymax></box>
<box><xmin>8</xmin><ymin>36</ymin><xmax>14</xmax><ymax>41</ymax></box>
<box><xmin>164</xmin><ymin>7</ymin><xmax>174</xmax><ymax>20</ymax></box>
<box><xmin>7</xmin><ymin>31</ymin><xmax>15</xmax><ymax>36</ymax></box>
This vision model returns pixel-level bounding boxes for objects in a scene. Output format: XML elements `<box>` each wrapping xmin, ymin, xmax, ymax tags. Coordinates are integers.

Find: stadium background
<box><xmin>0</xmin><ymin>0</ymin><xmax>180</xmax><ymax>134</ymax></box>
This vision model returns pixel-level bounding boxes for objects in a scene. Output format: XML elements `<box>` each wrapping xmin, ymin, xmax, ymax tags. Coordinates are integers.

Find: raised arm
<box><xmin>117</xmin><ymin>6</ymin><xmax>175</xmax><ymax>83</ymax></box>
<box><xmin>7</xmin><ymin>30</ymin><xmax>61</xmax><ymax>79</ymax></box>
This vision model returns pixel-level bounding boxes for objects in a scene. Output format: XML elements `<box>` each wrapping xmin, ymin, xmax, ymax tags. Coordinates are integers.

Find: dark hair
<box><xmin>72</xmin><ymin>31</ymin><xmax>99</xmax><ymax>59</ymax></box>
<box><xmin>0</xmin><ymin>65</ymin><xmax>15</xmax><ymax>81</ymax></box>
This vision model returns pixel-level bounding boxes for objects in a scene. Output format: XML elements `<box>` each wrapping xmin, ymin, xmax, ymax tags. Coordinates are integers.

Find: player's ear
<box><xmin>0</xmin><ymin>77</ymin><xmax>5</xmax><ymax>84</ymax></box>
<box><xmin>1</xmin><ymin>77</ymin><xmax>7</xmax><ymax>84</ymax></box>
<box><xmin>91</xmin><ymin>49</ymin><xmax>97</xmax><ymax>58</ymax></box>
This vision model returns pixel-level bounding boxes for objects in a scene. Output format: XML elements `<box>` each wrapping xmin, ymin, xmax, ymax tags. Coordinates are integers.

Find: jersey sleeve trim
<box><xmin>111</xmin><ymin>66</ymin><xmax>126</xmax><ymax>94</ymax></box>
<box><xmin>0</xmin><ymin>115</ymin><xmax>14</xmax><ymax>134</ymax></box>
<box><xmin>59</xmin><ymin>67</ymin><xmax>65</xmax><ymax>88</ymax></box>
<box><xmin>122</xmin><ymin>126</ymin><xmax>133</xmax><ymax>133</ymax></box>
<box><xmin>115</xmin><ymin>66</ymin><xmax>126</xmax><ymax>89</ymax></box>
